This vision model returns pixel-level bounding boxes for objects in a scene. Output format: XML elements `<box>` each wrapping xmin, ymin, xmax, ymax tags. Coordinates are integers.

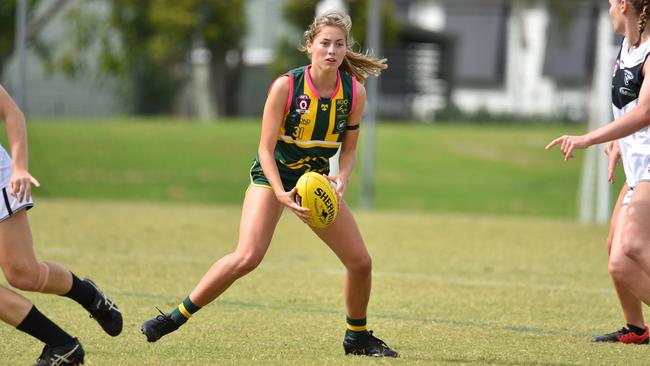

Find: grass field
<box><xmin>1</xmin><ymin>199</ymin><xmax>647</xmax><ymax>365</ymax></box>
<box><xmin>0</xmin><ymin>119</ymin><xmax>639</xmax><ymax>364</ymax></box>
<box><xmin>17</xmin><ymin>119</ymin><xmax>591</xmax><ymax>218</ymax></box>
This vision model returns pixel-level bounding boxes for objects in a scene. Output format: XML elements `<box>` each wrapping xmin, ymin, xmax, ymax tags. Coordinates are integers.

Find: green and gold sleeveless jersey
<box><xmin>250</xmin><ymin>65</ymin><xmax>357</xmax><ymax>190</ymax></box>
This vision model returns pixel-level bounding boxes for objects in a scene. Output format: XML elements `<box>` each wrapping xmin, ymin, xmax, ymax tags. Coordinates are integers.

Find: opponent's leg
<box><xmin>0</xmin><ymin>285</ymin><xmax>85</xmax><ymax>365</ymax></box>
<box><xmin>0</xmin><ymin>210</ymin><xmax>122</xmax><ymax>336</ymax></box>
<box><xmin>621</xmin><ymin>182</ymin><xmax>650</xmax><ymax>274</ymax></box>
<box><xmin>596</xmin><ymin>194</ymin><xmax>649</xmax><ymax>343</ymax></box>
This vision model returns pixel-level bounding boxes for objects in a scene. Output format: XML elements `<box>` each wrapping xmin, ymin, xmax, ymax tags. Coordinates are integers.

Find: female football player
<box><xmin>547</xmin><ymin>0</ymin><xmax>650</xmax><ymax>344</ymax></box>
<box><xmin>589</xmin><ymin>140</ymin><xmax>649</xmax><ymax>344</ymax></box>
<box><xmin>0</xmin><ymin>84</ymin><xmax>122</xmax><ymax>365</ymax></box>
<box><xmin>142</xmin><ymin>10</ymin><xmax>398</xmax><ymax>357</ymax></box>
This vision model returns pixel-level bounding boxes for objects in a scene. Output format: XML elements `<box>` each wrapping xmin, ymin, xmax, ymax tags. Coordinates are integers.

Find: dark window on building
<box><xmin>444</xmin><ymin>0</ymin><xmax>508</xmax><ymax>86</ymax></box>
<box><xmin>543</xmin><ymin>5</ymin><xmax>597</xmax><ymax>85</ymax></box>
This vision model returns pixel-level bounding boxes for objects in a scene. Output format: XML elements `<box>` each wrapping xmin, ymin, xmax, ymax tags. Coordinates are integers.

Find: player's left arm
<box><xmin>546</xmin><ymin>60</ymin><xmax>650</xmax><ymax>160</ymax></box>
<box><xmin>332</xmin><ymin>80</ymin><xmax>366</xmax><ymax>202</ymax></box>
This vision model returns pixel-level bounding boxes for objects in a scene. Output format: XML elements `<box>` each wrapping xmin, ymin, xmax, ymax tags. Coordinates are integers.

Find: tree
<box><xmin>0</xmin><ymin>0</ymin><xmax>67</xmax><ymax>80</ymax></box>
<box><xmin>61</xmin><ymin>0</ymin><xmax>246</xmax><ymax>115</ymax></box>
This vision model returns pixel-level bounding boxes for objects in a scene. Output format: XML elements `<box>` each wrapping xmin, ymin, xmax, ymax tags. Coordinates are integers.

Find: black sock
<box><xmin>62</xmin><ymin>273</ymin><xmax>95</xmax><ymax>309</ymax></box>
<box><xmin>627</xmin><ymin>323</ymin><xmax>646</xmax><ymax>336</ymax></box>
<box><xmin>16</xmin><ymin>305</ymin><xmax>75</xmax><ymax>346</ymax></box>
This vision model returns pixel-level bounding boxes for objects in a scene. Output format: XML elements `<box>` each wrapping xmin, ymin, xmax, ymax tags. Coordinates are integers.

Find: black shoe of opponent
<box><xmin>84</xmin><ymin>278</ymin><xmax>123</xmax><ymax>336</ymax></box>
<box><xmin>591</xmin><ymin>326</ymin><xmax>649</xmax><ymax>344</ymax></box>
<box><xmin>33</xmin><ymin>338</ymin><xmax>85</xmax><ymax>366</ymax></box>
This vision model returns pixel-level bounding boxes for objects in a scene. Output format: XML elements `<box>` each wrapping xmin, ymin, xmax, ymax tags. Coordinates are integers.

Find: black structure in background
<box><xmin>380</xmin><ymin>25</ymin><xmax>454</xmax><ymax>119</ymax></box>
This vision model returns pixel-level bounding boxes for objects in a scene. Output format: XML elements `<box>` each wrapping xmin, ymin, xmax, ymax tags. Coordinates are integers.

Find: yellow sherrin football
<box><xmin>294</xmin><ymin>172</ymin><xmax>338</xmax><ymax>228</ymax></box>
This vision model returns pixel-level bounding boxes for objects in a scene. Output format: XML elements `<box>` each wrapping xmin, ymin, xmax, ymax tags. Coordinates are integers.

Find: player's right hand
<box><xmin>604</xmin><ymin>140</ymin><xmax>621</xmax><ymax>184</ymax></box>
<box><xmin>9</xmin><ymin>169</ymin><xmax>40</xmax><ymax>202</ymax></box>
<box><xmin>277</xmin><ymin>187</ymin><xmax>311</xmax><ymax>224</ymax></box>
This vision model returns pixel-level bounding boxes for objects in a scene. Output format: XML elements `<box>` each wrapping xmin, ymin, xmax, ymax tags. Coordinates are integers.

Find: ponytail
<box><xmin>632</xmin><ymin>0</ymin><xmax>650</xmax><ymax>46</ymax></box>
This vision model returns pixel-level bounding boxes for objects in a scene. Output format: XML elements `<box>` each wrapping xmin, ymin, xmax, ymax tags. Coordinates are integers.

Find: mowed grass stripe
<box><xmin>15</xmin><ymin>119</ymin><xmax>593</xmax><ymax>218</ymax></box>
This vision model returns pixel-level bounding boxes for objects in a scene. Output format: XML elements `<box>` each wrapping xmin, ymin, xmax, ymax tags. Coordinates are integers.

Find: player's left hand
<box><xmin>604</xmin><ymin>140</ymin><xmax>621</xmax><ymax>183</ymax></box>
<box><xmin>545</xmin><ymin>135</ymin><xmax>591</xmax><ymax>160</ymax></box>
<box><xmin>324</xmin><ymin>174</ymin><xmax>345</xmax><ymax>208</ymax></box>
<box><xmin>9</xmin><ymin>169</ymin><xmax>40</xmax><ymax>202</ymax></box>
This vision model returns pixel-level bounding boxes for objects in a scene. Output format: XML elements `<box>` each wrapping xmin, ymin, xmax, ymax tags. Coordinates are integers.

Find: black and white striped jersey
<box><xmin>612</xmin><ymin>37</ymin><xmax>650</xmax><ymax>187</ymax></box>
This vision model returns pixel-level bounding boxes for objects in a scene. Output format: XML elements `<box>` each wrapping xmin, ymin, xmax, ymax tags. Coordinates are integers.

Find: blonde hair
<box><xmin>630</xmin><ymin>0</ymin><xmax>650</xmax><ymax>47</ymax></box>
<box><xmin>299</xmin><ymin>10</ymin><xmax>387</xmax><ymax>83</ymax></box>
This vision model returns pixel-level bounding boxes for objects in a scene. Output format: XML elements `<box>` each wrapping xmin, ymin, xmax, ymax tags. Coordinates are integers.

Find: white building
<box><xmin>398</xmin><ymin>0</ymin><xmax>612</xmax><ymax>121</ymax></box>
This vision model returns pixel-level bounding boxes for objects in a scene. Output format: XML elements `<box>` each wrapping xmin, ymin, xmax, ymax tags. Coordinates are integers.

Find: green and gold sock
<box><xmin>345</xmin><ymin>316</ymin><xmax>367</xmax><ymax>339</ymax></box>
<box><xmin>170</xmin><ymin>296</ymin><xmax>201</xmax><ymax>325</ymax></box>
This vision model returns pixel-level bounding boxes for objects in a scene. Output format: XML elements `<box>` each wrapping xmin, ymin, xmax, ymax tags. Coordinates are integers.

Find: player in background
<box><xmin>142</xmin><ymin>10</ymin><xmax>399</xmax><ymax>357</ymax></box>
<box><xmin>0</xmin><ymin>85</ymin><xmax>122</xmax><ymax>365</ymax></box>
<box><xmin>546</xmin><ymin>0</ymin><xmax>650</xmax><ymax>344</ymax></box>
<box><xmin>590</xmin><ymin>140</ymin><xmax>649</xmax><ymax>343</ymax></box>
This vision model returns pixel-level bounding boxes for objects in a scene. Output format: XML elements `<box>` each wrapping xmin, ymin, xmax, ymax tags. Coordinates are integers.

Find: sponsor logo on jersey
<box><xmin>296</xmin><ymin>94</ymin><xmax>311</xmax><ymax>114</ymax></box>
<box><xmin>619</xmin><ymin>87</ymin><xmax>638</xmax><ymax>98</ymax></box>
<box><xmin>625</xmin><ymin>70</ymin><xmax>634</xmax><ymax>86</ymax></box>
<box><xmin>335</xmin><ymin>119</ymin><xmax>347</xmax><ymax>133</ymax></box>
<box><xmin>300</xmin><ymin>117</ymin><xmax>311</xmax><ymax>125</ymax></box>
<box><xmin>334</xmin><ymin>100</ymin><xmax>350</xmax><ymax>134</ymax></box>
<box><xmin>335</xmin><ymin>99</ymin><xmax>349</xmax><ymax>114</ymax></box>
<box><xmin>320</xmin><ymin>103</ymin><xmax>329</xmax><ymax>112</ymax></box>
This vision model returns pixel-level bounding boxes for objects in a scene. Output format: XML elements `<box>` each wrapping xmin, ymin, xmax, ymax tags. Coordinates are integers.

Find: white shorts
<box><xmin>622</xmin><ymin>187</ymin><xmax>634</xmax><ymax>206</ymax></box>
<box><xmin>0</xmin><ymin>186</ymin><xmax>33</xmax><ymax>222</ymax></box>
<box><xmin>620</xmin><ymin>182</ymin><xmax>650</xmax><ymax>206</ymax></box>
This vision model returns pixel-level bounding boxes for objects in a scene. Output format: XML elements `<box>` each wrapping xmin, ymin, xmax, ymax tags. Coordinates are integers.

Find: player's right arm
<box><xmin>257</xmin><ymin>77</ymin><xmax>310</xmax><ymax>221</ymax></box>
<box><xmin>0</xmin><ymin>85</ymin><xmax>39</xmax><ymax>202</ymax></box>
<box><xmin>546</xmin><ymin>60</ymin><xmax>650</xmax><ymax>160</ymax></box>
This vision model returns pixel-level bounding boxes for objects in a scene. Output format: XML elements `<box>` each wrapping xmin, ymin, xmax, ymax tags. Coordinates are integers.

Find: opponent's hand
<box><xmin>9</xmin><ymin>169</ymin><xmax>40</xmax><ymax>202</ymax></box>
<box><xmin>545</xmin><ymin>135</ymin><xmax>591</xmax><ymax>160</ymax></box>
<box><xmin>277</xmin><ymin>187</ymin><xmax>311</xmax><ymax>224</ymax></box>
<box><xmin>604</xmin><ymin>140</ymin><xmax>621</xmax><ymax>184</ymax></box>
<box><xmin>324</xmin><ymin>175</ymin><xmax>345</xmax><ymax>208</ymax></box>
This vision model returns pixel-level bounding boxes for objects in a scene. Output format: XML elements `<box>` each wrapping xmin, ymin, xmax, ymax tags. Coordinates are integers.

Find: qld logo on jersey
<box><xmin>296</xmin><ymin>95</ymin><xmax>311</xmax><ymax>114</ymax></box>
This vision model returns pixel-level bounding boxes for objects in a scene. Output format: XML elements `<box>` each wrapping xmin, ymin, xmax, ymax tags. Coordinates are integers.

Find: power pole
<box><xmin>14</xmin><ymin>0</ymin><xmax>28</xmax><ymax>110</ymax></box>
<box><xmin>580</xmin><ymin>4</ymin><xmax>614</xmax><ymax>224</ymax></box>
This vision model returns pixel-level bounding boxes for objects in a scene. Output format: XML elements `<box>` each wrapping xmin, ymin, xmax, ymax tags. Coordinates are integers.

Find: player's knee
<box><xmin>5</xmin><ymin>263</ymin><xmax>49</xmax><ymax>292</ymax></box>
<box><xmin>5</xmin><ymin>271</ymin><xmax>36</xmax><ymax>291</ymax></box>
<box><xmin>620</xmin><ymin>232</ymin><xmax>644</xmax><ymax>261</ymax></box>
<box><xmin>608</xmin><ymin>259</ymin><xmax>631</xmax><ymax>284</ymax></box>
<box><xmin>348</xmin><ymin>254</ymin><xmax>372</xmax><ymax>275</ymax></box>
<box><xmin>605</xmin><ymin>235</ymin><xmax>614</xmax><ymax>255</ymax></box>
<box><xmin>232</xmin><ymin>252</ymin><xmax>263</xmax><ymax>276</ymax></box>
